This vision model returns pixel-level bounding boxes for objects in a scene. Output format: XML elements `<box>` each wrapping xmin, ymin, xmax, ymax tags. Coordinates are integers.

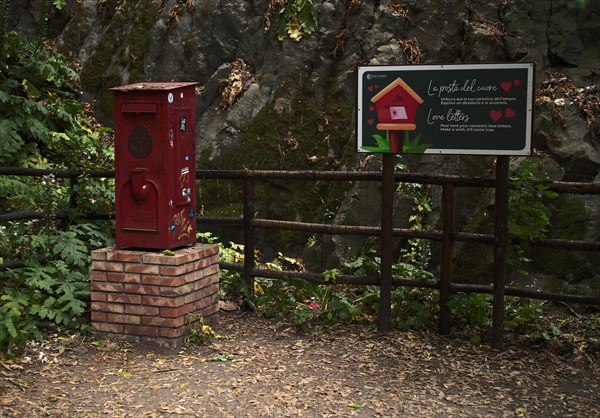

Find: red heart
<box><xmin>505</xmin><ymin>107</ymin><xmax>516</xmax><ymax>118</ymax></box>
<box><xmin>367</xmin><ymin>118</ymin><xmax>374</xmax><ymax>126</ymax></box>
<box><xmin>369</xmin><ymin>105</ymin><xmax>375</xmax><ymax>112</ymax></box>
<box><xmin>514</xmin><ymin>79</ymin><xmax>521</xmax><ymax>87</ymax></box>
<box><xmin>375</xmin><ymin>84</ymin><xmax>379</xmax><ymax>89</ymax></box>
<box><xmin>368</xmin><ymin>86</ymin><xmax>373</xmax><ymax>92</ymax></box>
<box><xmin>490</xmin><ymin>110</ymin><xmax>502</xmax><ymax>122</ymax></box>
<box><xmin>500</xmin><ymin>81</ymin><xmax>512</xmax><ymax>92</ymax></box>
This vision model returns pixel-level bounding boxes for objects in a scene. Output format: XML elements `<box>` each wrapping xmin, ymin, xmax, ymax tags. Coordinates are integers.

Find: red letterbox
<box><xmin>111</xmin><ymin>82</ymin><xmax>198</xmax><ymax>250</ymax></box>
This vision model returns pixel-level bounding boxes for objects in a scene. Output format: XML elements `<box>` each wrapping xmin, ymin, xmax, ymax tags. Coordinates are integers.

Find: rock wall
<box><xmin>18</xmin><ymin>0</ymin><xmax>599</xmax><ymax>289</ymax></box>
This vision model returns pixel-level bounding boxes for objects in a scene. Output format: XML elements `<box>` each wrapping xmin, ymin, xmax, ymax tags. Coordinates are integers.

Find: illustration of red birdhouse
<box><xmin>371</xmin><ymin>77</ymin><xmax>424</xmax><ymax>131</ymax></box>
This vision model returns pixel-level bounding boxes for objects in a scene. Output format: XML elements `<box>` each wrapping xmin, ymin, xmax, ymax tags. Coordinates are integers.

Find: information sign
<box><xmin>357</xmin><ymin>63</ymin><xmax>535</xmax><ymax>155</ymax></box>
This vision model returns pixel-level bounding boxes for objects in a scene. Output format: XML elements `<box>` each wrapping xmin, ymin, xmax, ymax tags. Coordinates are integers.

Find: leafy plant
<box><xmin>508</xmin><ymin>158</ymin><xmax>559</xmax><ymax>268</ymax></box>
<box><xmin>0</xmin><ymin>31</ymin><xmax>114</xmax><ymax>355</ymax></box>
<box><xmin>183</xmin><ymin>314</ymin><xmax>221</xmax><ymax>347</ymax></box>
<box><xmin>265</xmin><ymin>0</ymin><xmax>317</xmax><ymax>42</ymax></box>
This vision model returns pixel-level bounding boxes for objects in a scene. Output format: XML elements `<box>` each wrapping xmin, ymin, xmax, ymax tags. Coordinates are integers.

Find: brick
<box><xmin>141</xmin><ymin>295</ymin><xmax>180</xmax><ymax>308</ymax></box>
<box><xmin>201</xmin><ymin>283</ymin><xmax>219</xmax><ymax>298</ymax></box>
<box><xmin>92</xmin><ymin>261</ymin><xmax>124</xmax><ymax>272</ymax></box>
<box><xmin>142</xmin><ymin>253</ymin><xmax>183</xmax><ymax>266</ymax></box>
<box><xmin>107</xmin><ymin>313</ymin><xmax>141</xmax><ymax>325</ymax></box>
<box><xmin>91</xmin><ymin>292</ymin><xmax>107</xmax><ymax>302</ymax></box>
<box><xmin>124</xmin><ymin>264</ymin><xmax>160</xmax><ymax>275</ymax></box>
<box><xmin>121</xmin><ymin>284</ymin><xmax>159</xmax><ymax>296</ymax></box>
<box><xmin>91</xmin><ymin>271</ymin><xmax>108</xmax><ymax>282</ymax></box>
<box><xmin>141</xmin><ymin>275</ymin><xmax>185</xmax><ymax>287</ymax></box>
<box><xmin>125</xmin><ymin>305</ymin><xmax>160</xmax><ymax>316</ymax></box>
<box><xmin>91</xmin><ymin>247</ymin><xmax>112</xmax><ymax>261</ymax></box>
<box><xmin>141</xmin><ymin>316</ymin><xmax>185</xmax><ymax>328</ymax></box>
<box><xmin>204</xmin><ymin>264</ymin><xmax>219</xmax><ymax>277</ymax></box>
<box><xmin>123</xmin><ymin>325</ymin><xmax>159</xmax><ymax>337</ymax></box>
<box><xmin>201</xmin><ymin>303</ymin><xmax>219</xmax><ymax>318</ymax></box>
<box><xmin>184</xmin><ymin>290</ymin><xmax>204</xmax><ymax>305</ymax></box>
<box><xmin>107</xmin><ymin>250</ymin><xmax>144</xmax><ymax>263</ymax></box>
<box><xmin>91</xmin><ymin>282</ymin><xmax>123</xmax><ymax>293</ymax></box>
<box><xmin>158</xmin><ymin>257</ymin><xmax>212</xmax><ymax>277</ymax></box>
<box><xmin>91</xmin><ymin>312</ymin><xmax>107</xmax><ymax>322</ymax></box>
<box><xmin>160</xmin><ymin>304</ymin><xmax>195</xmax><ymax>318</ymax></box>
<box><xmin>210</xmin><ymin>292</ymin><xmax>220</xmax><ymax>304</ymax></box>
<box><xmin>106</xmin><ymin>293</ymin><xmax>142</xmax><ymax>304</ymax></box>
<box><xmin>159</xmin><ymin>327</ymin><xmax>185</xmax><ymax>338</ymax></box>
<box><xmin>193</xmin><ymin>276</ymin><xmax>213</xmax><ymax>291</ymax></box>
<box><xmin>91</xmin><ymin>302</ymin><xmax>125</xmax><ymax>314</ymax></box>
<box><xmin>92</xmin><ymin>322</ymin><xmax>123</xmax><ymax>333</ymax></box>
<box><xmin>160</xmin><ymin>283</ymin><xmax>194</xmax><ymax>297</ymax></box>
<box><xmin>106</xmin><ymin>272</ymin><xmax>141</xmax><ymax>283</ymax></box>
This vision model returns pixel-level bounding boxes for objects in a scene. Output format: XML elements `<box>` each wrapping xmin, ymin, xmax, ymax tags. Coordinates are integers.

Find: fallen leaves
<box><xmin>1</xmin><ymin>313</ymin><xmax>599</xmax><ymax>417</ymax></box>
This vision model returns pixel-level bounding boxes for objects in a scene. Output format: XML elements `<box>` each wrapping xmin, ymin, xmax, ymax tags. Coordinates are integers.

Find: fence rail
<box><xmin>2</xmin><ymin>164</ymin><xmax>600</xmax><ymax>349</ymax></box>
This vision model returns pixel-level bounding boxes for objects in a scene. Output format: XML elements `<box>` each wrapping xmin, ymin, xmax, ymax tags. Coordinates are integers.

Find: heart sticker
<box><xmin>514</xmin><ymin>79</ymin><xmax>521</xmax><ymax>87</ymax></box>
<box><xmin>369</xmin><ymin>105</ymin><xmax>375</xmax><ymax>112</ymax></box>
<box><xmin>368</xmin><ymin>86</ymin><xmax>373</xmax><ymax>92</ymax></box>
<box><xmin>367</xmin><ymin>118</ymin><xmax>374</xmax><ymax>126</ymax></box>
<box><xmin>505</xmin><ymin>107</ymin><xmax>516</xmax><ymax>118</ymax></box>
<box><xmin>500</xmin><ymin>81</ymin><xmax>512</xmax><ymax>92</ymax></box>
<box><xmin>490</xmin><ymin>110</ymin><xmax>503</xmax><ymax>122</ymax></box>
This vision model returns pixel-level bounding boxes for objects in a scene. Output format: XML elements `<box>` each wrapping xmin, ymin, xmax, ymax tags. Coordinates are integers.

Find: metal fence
<box><xmin>1</xmin><ymin>160</ymin><xmax>600</xmax><ymax>349</ymax></box>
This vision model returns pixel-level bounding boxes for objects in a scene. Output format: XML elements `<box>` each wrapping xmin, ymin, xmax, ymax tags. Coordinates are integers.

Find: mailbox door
<box><xmin>115</xmin><ymin>100</ymin><xmax>165</xmax><ymax>248</ymax></box>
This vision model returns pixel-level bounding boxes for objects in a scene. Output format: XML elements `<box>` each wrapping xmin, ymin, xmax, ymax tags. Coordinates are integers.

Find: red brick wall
<box><xmin>90</xmin><ymin>244</ymin><xmax>219</xmax><ymax>349</ymax></box>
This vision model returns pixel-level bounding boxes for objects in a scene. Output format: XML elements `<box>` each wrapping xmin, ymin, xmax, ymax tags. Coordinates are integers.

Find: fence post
<box><xmin>379</xmin><ymin>154</ymin><xmax>394</xmax><ymax>332</ymax></box>
<box><xmin>492</xmin><ymin>155</ymin><xmax>510</xmax><ymax>349</ymax></box>
<box><xmin>439</xmin><ymin>182</ymin><xmax>454</xmax><ymax>334</ymax></box>
<box><xmin>70</xmin><ymin>172</ymin><xmax>78</xmax><ymax>209</ymax></box>
<box><xmin>243</xmin><ymin>173</ymin><xmax>255</xmax><ymax>302</ymax></box>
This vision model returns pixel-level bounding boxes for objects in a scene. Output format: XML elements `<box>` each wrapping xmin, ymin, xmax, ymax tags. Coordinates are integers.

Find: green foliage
<box><xmin>0</xmin><ymin>32</ymin><xmax>114</xmax><ymax>355</ymax></box>
<box><xmin>271</xmin><ymin>0</ymin><xmax>317</xmax><ymax>42</ymax></box>
<box><xmin>508</xmin><ymin>158</ymin><xmax>559</xmax><ymax>266</ymax></box>
<box><xmin>183</xmin><ymin>314</ymin><xmax>221</xmax><ymax>347</ymax></box>
<box><xmin>361</xmin><ymin>131</ymin><xmax>432</xmax><ymax>153</ymax></box>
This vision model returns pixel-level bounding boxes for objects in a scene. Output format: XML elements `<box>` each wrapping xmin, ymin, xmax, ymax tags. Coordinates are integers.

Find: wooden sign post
<box><xmin>357</xmin><ymin>64</ymin><xmax>534</xmax><ymax>346</ymax></box>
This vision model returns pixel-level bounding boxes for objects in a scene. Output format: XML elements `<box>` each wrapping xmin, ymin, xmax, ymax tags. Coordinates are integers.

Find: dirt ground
<box><xmin>1</xmin><ymin>310</ymin><xmax>599</xmax><ymax>418</ymax></box>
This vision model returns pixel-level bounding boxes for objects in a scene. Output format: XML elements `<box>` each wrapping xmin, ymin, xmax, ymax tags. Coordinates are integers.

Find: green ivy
<box><xmin>0</xmin><ymin>32</ymin><xmax>114</xmax><ymax>356</ymax></box>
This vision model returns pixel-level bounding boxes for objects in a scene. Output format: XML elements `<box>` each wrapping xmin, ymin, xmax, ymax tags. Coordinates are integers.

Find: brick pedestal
<box><xmin>90</xmin><ymin>244</ymin><xmax>219</xmax><ymax>349</ymax></box>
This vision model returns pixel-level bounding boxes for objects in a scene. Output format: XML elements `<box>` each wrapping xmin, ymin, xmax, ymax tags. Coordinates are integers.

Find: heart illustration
<box><xmin>375</xmin><ymin>84</ymin><xmax>379</xmax><ymax>89</ymax></box>
<box><xmin>490</xmin><ymin>109</ymin><xmax>503</xmax><ymax>122</ymax></box>
<box><xmin>369</xmin><ymin>105</ymin><xmax>375</xmax><ymax>112</ymax></box>
<box><xmin>367</xmin><ymin>118</ymin><xmax>374</xmax><ymax>126</ymax></box>
<box><xmin>500</xmin><ymin>81</ymin><xmax>512</xmax><ymax>92</ymax></box>
<box><xmin>505</xmin><ymin>107</ymin><xmax>516</xmax><ymax>118</ymax></box>
<box><xmin>514</xmin><ymin>79</ymin><xmax>521</xmax><ymax>87</ymax></box>
<box><xmin>368</xmin><ymin>86</ymin><xmax>373</xmax><ymax>92</ymax></box>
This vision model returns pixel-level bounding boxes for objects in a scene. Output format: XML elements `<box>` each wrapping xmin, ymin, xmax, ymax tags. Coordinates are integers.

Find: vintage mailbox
<box><xmin>112</xmin><ymin>82</ymin><xmax>198</xmax><ymax>250</ymax></box>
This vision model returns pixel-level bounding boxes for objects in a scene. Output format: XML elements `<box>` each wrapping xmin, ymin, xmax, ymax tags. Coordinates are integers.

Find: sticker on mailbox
<box><xmin>179</xmin><ymin>117</ymin><xmax>187</xmax><ymax>132</ymax></box>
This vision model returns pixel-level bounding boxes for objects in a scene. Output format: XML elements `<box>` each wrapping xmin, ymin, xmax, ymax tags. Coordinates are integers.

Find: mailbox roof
<box><xmin>370</xmin><ymin>77</ymin><xmax>424</xmax><ymax>104</ymax></box>
<box><xmin>111</xmin><ymin>82</ymin><xmax>199</xmax><ymax>91</ymax></box>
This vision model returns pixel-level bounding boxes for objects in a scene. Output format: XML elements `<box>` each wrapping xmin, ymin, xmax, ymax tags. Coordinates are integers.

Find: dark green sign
<box><xmin>357</xmin><ymin>64</ymin><xmax>534</xmax><ymax>155</ymax></box>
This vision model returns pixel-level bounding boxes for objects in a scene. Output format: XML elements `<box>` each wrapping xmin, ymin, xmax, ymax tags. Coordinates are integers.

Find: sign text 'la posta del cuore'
<box><xmin>357</xmin><ymin>63</ymin><xmax>535</xmax><ymax>155</ymax></box>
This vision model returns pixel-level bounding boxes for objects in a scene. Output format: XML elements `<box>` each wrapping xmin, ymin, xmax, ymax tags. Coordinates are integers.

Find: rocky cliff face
<box><xmin>15</xmin><ymin>0</ymin><xmax>599</xmax><ymax>289</ymax></box>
